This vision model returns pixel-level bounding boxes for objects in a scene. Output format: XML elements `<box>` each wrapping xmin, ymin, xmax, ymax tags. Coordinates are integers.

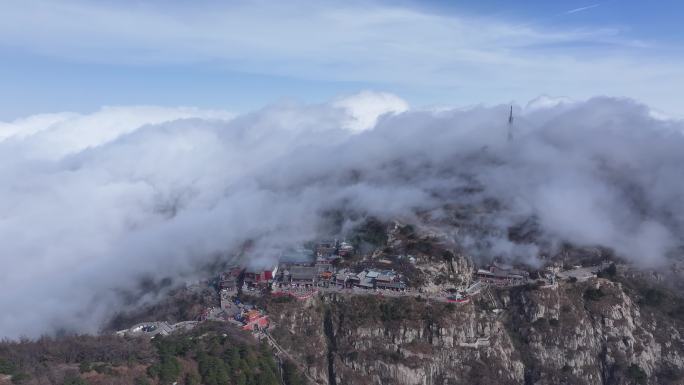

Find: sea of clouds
<box><xmin>1</xmin><ymin>91</ymin><xmax>682</xmax><ymax>338</ymax></box>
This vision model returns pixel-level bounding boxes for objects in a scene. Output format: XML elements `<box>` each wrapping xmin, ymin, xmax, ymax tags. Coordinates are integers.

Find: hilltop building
<box><xmin>476</xmin><ymin>265</ymin><xmax>529</xmax><ymax>287</ymax></box>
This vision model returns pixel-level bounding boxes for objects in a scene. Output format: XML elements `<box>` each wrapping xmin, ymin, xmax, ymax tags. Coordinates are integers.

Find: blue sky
<box><xmin>1</xmin><ymin>0</ymin><xmax>683</xmax><ymax>119</ymax></box>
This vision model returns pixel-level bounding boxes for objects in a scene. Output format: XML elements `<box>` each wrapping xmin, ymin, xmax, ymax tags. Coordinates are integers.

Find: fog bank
<box><xmin>1</xmin><ymin>92</ymin><xmax>683</xmax><ymax>338</ymax></box>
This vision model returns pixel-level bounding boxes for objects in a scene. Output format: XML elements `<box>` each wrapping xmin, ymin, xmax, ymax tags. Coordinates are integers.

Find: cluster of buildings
<box><xmin>334</xmin><ymin>268</ymin><xmax>407</xmax><ymax>290</ymax></box>
<box><xmin>217</xmin><ymin>241</ymin><xmax>408</xmax><ymax>298</ymax></box>
<box><xmin>217</xmin><ymin>263</ymin><xmax>282</xmax><ymax>292</ymax></box>
<box><xmin>119</xmin><ymin>240</ymin><xmax>622</xmax><ymax>346</ymax></box>
<box><xmin>218</xmin><ymin>267</ymin><xmax>243</xmax><ymax>291</ymax></box>
<box><xmin>278</xmin><ymin>262</ymin><xmax>332</xmax><ymax>287</ymax></box>
<box><xmin>315</xmin><ymin>240</ymin><xmax>354</xmax><ymax>259</ymax></box>
<box><xmin>121</xmin><ymin>250</ymin><xmax>611</xmax><ymax>343</ymax></box>
<box><xmin>115</xmin><ymin>321</ymin><xmax>198</xmax><ymax>338</ymax></box>
<box><xmin>556</xmin><ymin>262</ymin><xmax>611</xmax><ymax>282</ymax></box>
<box><xmin>213</xmin><ymin>292</ymin><xmax>270</xmax><ymax>331</ymax></box>
<box><xmin>217</xmin><ymin>241</ymin><xmax>354</xmax><ymax>292</ymax></box>
<box><xmin>234</xmin><ymin>307</ymin><xmax>269</xmax><ymax>331</ymax></box>
<box><xmin>476</xmin><ymin>264</ymin><xmax>531</xmax><ymax>287</ymax></box>
<box><xmin>476</xmin><ymin>261</ymin><xmax>608</xmax><ymax>289</ymax></box>
<box><xmin>272</xmin><ymin>263</ymin><xmax>407</xmax><ymax>292</ymax></box>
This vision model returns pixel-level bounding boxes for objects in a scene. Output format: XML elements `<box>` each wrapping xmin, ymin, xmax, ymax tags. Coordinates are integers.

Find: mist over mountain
<box><xmin>1</xmin><ymin>92</ymin><xmax>683</xmax><ymax>339</ymax></box>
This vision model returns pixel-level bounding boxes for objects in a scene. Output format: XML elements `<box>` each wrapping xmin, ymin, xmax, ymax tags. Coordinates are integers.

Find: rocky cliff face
<box><xmin>263</xmin><ymin>277</ymin><xmax>684</xmax><ymax>385</ymax></box>
<box><xmin>267</xmin><ymin>294</ymin><xmax>522</xmax><ymax>385</ymax></box>
<box><xmin>502</xmin><ymin>279</ymin><xmax>684</xmax><ymax>385</ymax></box>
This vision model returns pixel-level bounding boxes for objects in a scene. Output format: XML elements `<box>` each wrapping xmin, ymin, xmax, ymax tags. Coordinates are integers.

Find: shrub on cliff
<box><xmin>0</xmin><ymin>358</ymin><xmax>15</xmax><ymax>375</ymax></box>
<box><xmin>597</xmin><ymin>263</ymin><xmax>618</xmax><ymax>280</ymax></box>
<box><xmin>282</xmin><ymin>359</ymin><xmax>305</xmax><ymax>385</ymax></box>
<box><xmin>627</xmin><ymin>364</ymin><xmax>647</xmax><ymax>384</ymax></box>
<box><xmin>584</xmin><ymin>287</ymin><xmax>604</xmax><ymax>301</ymax></box>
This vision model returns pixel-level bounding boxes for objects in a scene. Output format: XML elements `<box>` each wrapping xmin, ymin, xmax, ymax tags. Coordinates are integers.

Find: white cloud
<box><xmin>0</xmin><ymin>94</ymin><xmax>683</xmax><ymax>338</ymax></box>
<box><xmin>565</xmin><ymin>4</ymin><xmax>601</xmax><ymax>15</ymax></box>
<box><xmin>333</xmin><ymin>91</ymin><xmax>409</xmax><ymax>132</ymax></box>
<box><xmin>0</xmin><ymin>106</ymin><xmax>234</xmax><ymax>159</ymax></box>
<box><xmin>0</xmin><ymin>112</ymin><xmax>79</xmax><ymax>141</ymax></box>
<box><xmin>524</xmin><ymin>95</ymin><xmax>575</xmax><ymax>112</ymax></box>
<box><xmin>1</xmin><ymin>0</ymin><xmax>683</xmax><ymax>115</ymax></box>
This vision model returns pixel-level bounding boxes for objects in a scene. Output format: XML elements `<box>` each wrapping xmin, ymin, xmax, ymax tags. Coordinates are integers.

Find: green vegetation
<box><xmin>351</xmin><ymin>217</ymin><xmax>387</xmax><ymax>248</ymax></box>
<box><xmin>597</xmin><ymin>263</ymin><xmax>617</xmax><ymax>280</ymax></box>
<box><xmin>0</xmin><ymin>323</ymin><xmax>304</xmax><ymax>385</ymax></box>
<box><xmin>380</xmin><ymin>300</ymin><xmax>411</xmax><ymax>322</ymax></box>
<box><xmin>584</xmin><ymin>287</ymin><xmax>605</xmax><ymax>301</ymax></box>
<box><xmin>618</xmin><ymin>275</ymin><xmax>684</xmax><ymax>322</ymax></box>
<box><xmin>0</xmin><ymin>358</ymin><xmax>15</xmax><ymax>374</ymax></box>
<box><xmin>640</xmin><ymin>287</ymin><xmax>666</xmax><ymax>307</ymax></box>
<box><xmin>324</xmin><ymin>295</ymin><xmax>455</xmax><ymax>337</ymax></box>
<box><xmin>269</xmin><ymin>294</ymin><xmax>296</xmax><ymax>304</ymax></box>
<box><xmin>282</xmin><ymin>359</ymin><xmax>306</xmax><ymax>385</ymax></box>
<box><xmin>654</xmin><ymin>366</ymin><xmax>684</xmax><ymax>385</ymax></box>
<box><xmin>183</xmin><ymin>372</ymin><xmax>201</xmax><ymax>385</ymax></box>
<box><xmin>406</xmin><ymin>238</ymin><xmax>436</xmax><ymax>255</ymax></box>
<box><xmin>78</xmin><ymin>362</ymin><xmax>91</xmax><ymax>373</ymax></box>
<box><xmin>147</xmin><ymin>329</ymin><xmax>283</xmax><ymax>385</ymax></box>
<box><xmin>147</xmin><ymin>353</ymin><xmax>181</xmax><ymax>383</ymax></box>
<box><xmin>62</xmin><ymin>374</ymin><xmax>88</xmax><ymax>385</ymax></box>
<box><xmin>532</xmin><ymin>317</ymin><xmax>549</xmax><ymax>330</ymax></box>
<box><xmin>398</xmin><ymin>224</ymin><xmax>415</xmax><ymax>237</ymax></box>
<box><xmin>627</xmin><ymin>364</ymin><xmax>647</xmax><ymax>384</ymax></box>
<box><xmin>1</xmin><ymin>357</ymin><xmax>31</xmax><ymax>385</ymax></box>
<box><xmin>669</xmin><ymin>305</ymin><xmax>684</xmax><ymax>321</ymax></box>
<box><xmin>91</xmin><ymin>363</ymin><xmax>115</xmax><ymax>375</ymax></box>
<box><xmin>196</xmin><ymin>353</ymin><xmax>230</xmax><ymax>385</ymax></box>
<box><xmin>11</xmin><ymin>373</ymin><xmax>30</xmax><ymax>384</ymax></box>
<box><xmin>134</xmin><ymin>377</ymin><xmax>152</xmax><ymax>385</ymax></box>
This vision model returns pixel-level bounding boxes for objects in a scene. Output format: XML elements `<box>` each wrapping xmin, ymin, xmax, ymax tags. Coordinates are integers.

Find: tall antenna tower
<box><xmin>507</xmin><ymin>105</ymin><xmax>514</xmax><ymax>142</ymax></box>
